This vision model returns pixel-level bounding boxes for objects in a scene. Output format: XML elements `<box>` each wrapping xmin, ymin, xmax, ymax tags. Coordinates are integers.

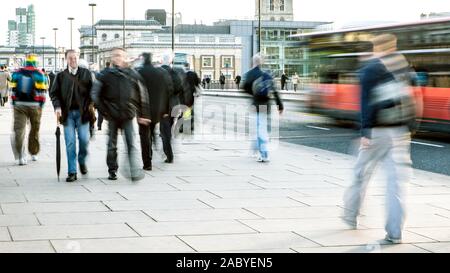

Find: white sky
<box><xmin>1</xmin><ymin>0</ymin><xmax>449</xmax><ymax>48</ymax></box>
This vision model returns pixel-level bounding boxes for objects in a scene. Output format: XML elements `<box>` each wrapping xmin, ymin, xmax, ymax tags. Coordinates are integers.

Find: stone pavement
<box><xmin>0</xmin><ymin>103</ymin><xmax>449</xmax><ymax>253</ymax></box>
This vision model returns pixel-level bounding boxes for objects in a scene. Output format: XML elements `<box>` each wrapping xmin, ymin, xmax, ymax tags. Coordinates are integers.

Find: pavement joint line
<box><xmin>167</xmin><ymin>183</ymin><xmax>183</xmax><ymax>191</ymax></box>
<box><xmin>197</xmin><ymin>199</ymin><xmax>216</xmax><ymax>209</ymax></box>
<box><xmin>404</xmin><ymin>229</ymin><xmax>440</xmax><ymax>243</ymax></box>
<box><xmin>125</xmin><ymin>222</ymin><xmax>144</xmax><ymax>238</ymax></box>
<box><xmin>241</xmin><ymin>208</ymin><xmax>265</xmax><ymax>220</ymax></box>
<box><xmin>6</xmin><ymin>226</ymin><xmax>13</xmax><ymax>242</ymax></box>
<box><xmin>205</xmin><ymin>190</ymin><xmax>224</xmax><ymax>199</ymax></box>
<box><xmin>235</xmin><ymin>219</ymin><xmax>261</xmax><ymax>233</ymax></box>
<box><xmin>286</xmin><ymin>196</ymin><xmax>312</xmax><ymax>207</ymax></box>
<box><xmin>100</xmin><ymin>201</ymin><xmax>113</xmax><ymax>212</ymax></box>
<box><xmin>428</xmin><ymin>203</ymin><xmax>450</xmax><ymax>212</ymax></box>
<box><xmin>411</xmin><ymin>243</ymin><xmax>434</xmax><ymax>253</ymax></box>
<box><xmin>141</xmin><ymin>211</ymin><xmax>159</xmax><ymax>223</ymax></box>
<box><xmin>175</xmin><ymin>235</ymin><xmax>199</xmax><ymax>253</ymax></box>
<box><xmin>247</xmin><ymin>181</ymin><xmax>266</xmax><ymax>190</ymax></box>
<box><xmin>291</xmin><ymin>231</ymin><xmax>325</xmax><ymax>248</ymax></box>
<box><xmin>48</xmin><ymin>240</ymin><xmax>58</xmax><ymax>253</ymax></box>
<box><xmin>34</xmin><ymin>213</ymin><xmax>43</xmax><ymax>226</ymax></box>
<box><xmin>306</xmin><ymin>125</ymin><xmax>331</xmax><ymax>131</ymax></box>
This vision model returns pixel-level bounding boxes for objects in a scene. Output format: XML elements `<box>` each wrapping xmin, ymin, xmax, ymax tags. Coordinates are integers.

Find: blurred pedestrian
<box><xmin>0</xmin><ymin>65</ymin><xmax>11</xmax><ymax>107</ymax></box>
<box><xmin>180</xmin><ymin>62</ymin><xmax>201</xmax><ymax>133</ymax></box>
<box><xmin>235</xmin><ymin>75</ymin><xmax>242</xmax><ymax>89</ymax></box>
<box><xmin>241</xmin><ymin>53</ymin><xmax>284</xmax><ymax>163</ymax></box>
<box><xmin>343</xmin><ymin>34</ymin><xmax>415</xmax><ymax>244</ymax></box>
<box><xmin>137</xmin><ymin>53</ymin><xmax>175</xmax><ymax>169</ymax></box>
<box><xmin>48</xmin><ymin>70</ymin><xmax>56</xmax><ymax>91</ymax></box>
<box><xmin>281</xmin><ymin>73</ymin><xmax>288</xmax><ymax>91</ymax></box>
<box><xmin>220</xmin><ymin>73</ymin><xmax>226</xmax><ymax>90</ymax></box>
<box><xmin>10</xmin><ymin>55</ymin><xmax>48</xmax><ymax>165</ymax></box>
<box><xmin>292</xmin><ymin>72</ymin><xmax>300</xmax><ymax>92</ymax></box>
<box><xmin>95</xmin><ymin>62</ymin><xmax>112</xmax><ymax>131</ymax></box>
<box><xmin>205</xmin><ymin>76</ymin><xmax>211</xmax><ymax>90</ymax></box>
<box><xmin>50</xmin><ymin>50</ymin><xmax>95</xmax><ymax>182</ymax></box>
<box><xmin>91</xmin><ymin>48</ymin><xmax>151</xmax><ymax>181</ymax></box>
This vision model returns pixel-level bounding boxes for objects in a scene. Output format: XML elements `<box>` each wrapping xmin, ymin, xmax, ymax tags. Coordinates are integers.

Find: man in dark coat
<box><xmin>91</xmin><ymin>48</ymin><xmax>151</xmax><ymax>181</ymax></box>
<box><xmin>137</xmin><ymin>53</ymin><xmax>175</xmax><ymax>169</ymax></box>
<box><xmin>50</xmin><ymin>50</ymin><xmax>95</xmax><ymax>182</ymax></box>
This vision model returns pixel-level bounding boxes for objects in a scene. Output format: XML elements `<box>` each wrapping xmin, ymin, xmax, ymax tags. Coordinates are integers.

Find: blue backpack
<box><xmin>252</xmin><ymin>71</ymin><xmax>274</xmax><ymax>97</ymax></box>
<box><xmin>15</xmin><ymin>72</ymin><xmax>36</xmax><ymax>100</ymax></box>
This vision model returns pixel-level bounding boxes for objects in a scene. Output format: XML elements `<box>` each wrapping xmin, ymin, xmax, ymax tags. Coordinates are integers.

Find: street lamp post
<box><xmin>53</xmin><ymin>28</ymin><xmax>58</xmax><ymax>72</ymax></box>
<box><xmin>122</xmin><ymin>0</ymin><xmax>126</xmax><ymax>48</ymax></box>
<box><xmin>258</xmin><ymin>0</ymin><xmax>262</xmax><ymax>53</ymax></box>
<box><xmin>89</xmin><ymin>3</ymin><xmax>97</xmax><ymax>65</ymax></box>
<box><xmin>172</xmin><ymin>0</ymin><xmax>175</xmax><ymax>55</ymax></box>
<box><xmin>68</xmin><ymin>17</ymin><xmax>75</xmax><ymax>50</ymax></box>
<box><xmin>40</xmin><ymin>37</ymin><xmax>46</xmax><ymax>70</ymax></box>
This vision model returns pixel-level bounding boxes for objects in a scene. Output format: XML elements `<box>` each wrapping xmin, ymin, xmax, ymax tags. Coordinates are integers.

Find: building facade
<box><xmin>215</xmin><ymin>19</ymin><xmax>329</xmax><ymax>77</ymax></box>
<box><xmin>0</xmin><ymin>46</ymin><xmax>66</xmax><ymax>72</ymax></box>
<box><xmin>255</xmin><ymin>0</ymin><xmax>294</xmax><ymax>21</ymax></box>
<box><xmin>79</xmin><ymin>19</ymin><xmax>163</xmax><ymax>66</ymax></box>
<box><xmin>7</xmin><ymin>5</ymin><xmax>35</xmax><ymax>47</ymax></box>
<box><xmin>97</xmin><ymin>32</ymin><xmax>242</xmax><ymax>81</ymax></box>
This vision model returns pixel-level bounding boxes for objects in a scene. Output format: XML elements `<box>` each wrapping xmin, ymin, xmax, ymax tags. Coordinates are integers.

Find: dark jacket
<box><xmin>220</xmin><ymin>75</ymin><xmax>226</xmax><ymax>84</ymax></box>
<box><xmin>183</xmin><ymin>70</ymin><xmax>201</xmax><ymax>107</ymax></box>
<box><xmin>49</xmin><ymin>67</ymin><xmax>94</xmax><ymax>124</ymax></box>
<box><xmin>359</xmin><ymin>53</ymin><xmax>411</xmax><ymax>138</ymax></box>
<box><xmin>91</xmin><ymin>67</ymin><xmax>151</xmax><ymax>122</ymax></box>
<box><xmin>161</xmin><ymin>65</ymin><xmax>183</xmax><ymax>109</ymax></box>
<box><xmin>138</xmin><ymin>63</ymin><xmax>174</xmax><ymax>123</ymax></box>
<box><xmin>241</xmin><ymin>66</ymin><xmax>284</xmax><ymax>111</ymax></box>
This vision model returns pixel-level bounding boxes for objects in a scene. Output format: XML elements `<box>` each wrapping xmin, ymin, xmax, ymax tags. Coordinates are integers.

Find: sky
<box><xmin>1</xmin><ymin>0</ymin><xmax>449</xmax><ymax>49</ymax></box>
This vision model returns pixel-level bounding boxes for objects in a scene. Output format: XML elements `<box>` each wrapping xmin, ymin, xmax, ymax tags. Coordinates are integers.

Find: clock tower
<box><xmin>255</xmin><ymin>0</ymin><xmax>294</xmax><ymax>21</ymax></box>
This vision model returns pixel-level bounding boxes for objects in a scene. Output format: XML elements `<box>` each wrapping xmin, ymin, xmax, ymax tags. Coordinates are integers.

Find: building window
<box><xmin>270</xmin><ymin>0</ymin><xmax>274</xmax><ymax>11</ymax></box>
<box><xmin>48</xmin><ymin>58</ymin><xmax>52</xmax><ymax>65</ymax></box>
<box><xmin>115</xmin><ymin>34</ymin><xmax>120</xmax><ymax>39</ymax></box>
<box><xmin>201</xmin><ymin>56</ymin><xmax>214</xmax><ymax>68</ymax></box>
<box><xmin>280</xmin><ymin>0</ymin><xmax>285</xmax><ymax>11</ymax></box>
<box><xmin>102</xmin><ymin>33</ymin><xmax>107</xmax><ymax>41</ymax></box>
<box><xmin>221</xmin><ymin>56</ymin><xmax>233</xmax><ymax>69</ymax></box>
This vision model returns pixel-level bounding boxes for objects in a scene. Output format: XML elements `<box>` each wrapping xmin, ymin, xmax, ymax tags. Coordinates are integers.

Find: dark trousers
<box><xmin>139</xmin><ymin>122</ymin><xmax>156</xmax><ymax>168</ymax></box>
<box><xmin>139</xmin><ymin>117</ymin><xmax>174</xmax><ymax>166</ymax></box>
<box><xmin>107</xmin><ymin>119</ymin><xmax>141</xmax><ymax>176</ymax></box>
<box><xmin>97</xmin><ymin>111</ymin><xmax>104</xmax><ymax>130</ymax></box>
<box><xmin>160</xmin><ymin>116</ymin><xmax>174</xmax><ymax>161</ymax></box>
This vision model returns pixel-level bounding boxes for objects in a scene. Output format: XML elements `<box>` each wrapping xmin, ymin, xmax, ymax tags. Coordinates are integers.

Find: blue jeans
<box><xmin>64</xmin><ymin>110</ymin><xmax>90</xmax><ymax>175</ymax></box>
<box><xmin>344</xmin><ymin>126</ymin><xmax>411</xmax><ymax>239</ymax></box>
<box><xmin>256</xmin><ymin>110</ymin><xmax>269</xmax><ymax>160</ymax></box>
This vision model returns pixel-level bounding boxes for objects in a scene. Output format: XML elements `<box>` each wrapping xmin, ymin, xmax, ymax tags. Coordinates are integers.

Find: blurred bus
<box><xmin>293</xmin><ymin>18</ymin><xmax>450</xmax><ymax>133</ymax></box>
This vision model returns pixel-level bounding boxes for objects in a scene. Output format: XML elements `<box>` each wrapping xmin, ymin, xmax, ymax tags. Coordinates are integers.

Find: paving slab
<box><xmin>179</xmin><ymin>233</ymin><xmax>319</xmax><ymax>252</ymax></box>
<box><xmin>51</xmin><ymin>237</ymin><xmax>194</xmax><ymax>253</ymax></box>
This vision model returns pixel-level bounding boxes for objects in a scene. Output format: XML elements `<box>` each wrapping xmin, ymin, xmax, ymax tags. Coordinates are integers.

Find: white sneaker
<box><xmin>19</xmin><ymin>157</ymin><xmax>28</xmax><ymax>166</ymax></box>
<box><xmin>257</xmin><ymin>157</ymin><xmax>270</xmax><ymax>163</ymax></box>
<box><xmin>31</xmin><ymin>155</ymin><xmax>38</xmax><ymax>162</ymax></box>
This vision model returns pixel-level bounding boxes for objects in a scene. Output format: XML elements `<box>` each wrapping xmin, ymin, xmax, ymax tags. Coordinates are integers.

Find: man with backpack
<box><xmin>343</xmin><ymin>34</ymin><xmax>416</xmax><ymax>244</ymax></box>
<box><xmin>241</xmin><ymin>53</ymin><xmax>284</xmax><ymax>163</ymax></box>
<box><xmin>10</xmin><ymin>55</ymin><xmax>48</xmax><ymax>165</ymax></box>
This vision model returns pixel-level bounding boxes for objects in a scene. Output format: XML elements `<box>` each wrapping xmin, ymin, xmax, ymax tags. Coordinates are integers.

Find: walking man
<box><xmin>343</xmin><ymin>34</ymin><xmax>415</xmax><ymax>244</ymax></box>
<box><xmin>50</xmin><ymin>50</ymin><xmax>95</xmax><ymax>182</ymax></box>
<box><xmin>281</xmin><ymin>73</ymin><xmax>288</xmax><ymax>91</ymax></box>
<box><xmin>292</xmin><ymin>73</ymin><xmax>300</xmax><ymax>92</ymax></box>
<box><xmin>137</xmin><ymin>53</ymin><xmax>175</xmax><ymax>169</ymax></box>
<box><xmin>0</xmin><ymin>65</ymin><xmax>11</xmax><ymax>107</ymax></box>
<box><xmin>92</xmin><ymin>48</ymin><xmax>151</xmax><ymax>181</ymax></box>
<box><xmin>241</xmin><ymin>54</ymin><xmax>284</xmax><ymax>163</ymax></box>
<box><xmin>10</xmin><ymin>55</ymin><xmax>48</xmax><ymax>165</ymax></box>
<box><xmin>219</xmin><ymin>73</ymin><xmax>226</xmax><ymax>90</ymax></box>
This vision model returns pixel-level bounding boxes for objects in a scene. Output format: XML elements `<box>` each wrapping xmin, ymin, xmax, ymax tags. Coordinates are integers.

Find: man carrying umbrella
<box><xmin>50</xmin><ymin>50</ymin><xmax>95</xmax><ymax>183</ymax></box>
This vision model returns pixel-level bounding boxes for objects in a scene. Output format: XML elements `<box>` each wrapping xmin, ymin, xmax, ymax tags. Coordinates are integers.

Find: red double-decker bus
<box><xmin>293</xmin><ymin>18</ymin><xmax>450</xmax><ymax>133</ymax></box>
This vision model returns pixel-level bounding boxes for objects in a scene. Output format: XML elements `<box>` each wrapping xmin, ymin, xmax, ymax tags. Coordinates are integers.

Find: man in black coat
<box><xmin>50</xmin><ymin>50</ymin><xmax>95</xmax><ymax>182</ymax></box>
<box><xmin>91</xmin><ymin>48</ymin><xmax>151</xmax><ymax>181</ymax></box>
<box><xmin>137</xmin><ymin>53</ymin><xmax>175</xmax><ymax>169</ymax></box>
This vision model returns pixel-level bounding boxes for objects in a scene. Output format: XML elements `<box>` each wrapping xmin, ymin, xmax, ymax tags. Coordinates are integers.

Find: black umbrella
<box><xmin>55</xmin><ymin>126</ymin><xmax>61</xmax><ymax>182</ymax></box>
